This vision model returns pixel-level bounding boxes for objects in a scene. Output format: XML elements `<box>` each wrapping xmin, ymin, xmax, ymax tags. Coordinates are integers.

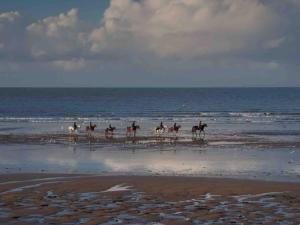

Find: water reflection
<box><xmin>0</xmin><ymin>144</ymin><xmax>299</xmax><ymax>182</ymax></box>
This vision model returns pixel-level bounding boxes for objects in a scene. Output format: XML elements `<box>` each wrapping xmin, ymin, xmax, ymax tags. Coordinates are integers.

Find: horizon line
<box><xmin>0</xmin><ymin>86</ymin><xmax>299</xmax><ymax>88</ymax></box>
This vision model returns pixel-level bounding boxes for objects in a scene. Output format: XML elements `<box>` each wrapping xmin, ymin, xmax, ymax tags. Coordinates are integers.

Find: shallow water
<box><xmin>0</xmin><ymin>143</ymin><xmax>299</xmax><ymax>182</ymax></box>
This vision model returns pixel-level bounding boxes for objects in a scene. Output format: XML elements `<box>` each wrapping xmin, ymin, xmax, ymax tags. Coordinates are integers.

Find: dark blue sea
<box><xmin>0</xmin><ymin>88</ymin><xmax>299</xmax><ymax>137</ymax></box>
<box><xmin>0</xmin><ymin>88</ymin><xmax>299</xmax><ymax>117</ymax></box>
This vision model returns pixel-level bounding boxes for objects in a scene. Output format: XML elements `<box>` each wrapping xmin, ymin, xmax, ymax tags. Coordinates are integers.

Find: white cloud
<box><xmin>26</xmin><ymin>8</ymin><xmax>88</xmax><ymax>59</ymax></box>
<box><xmin>52</xmin><ymin>58</ymin><xmax>86</xmax><ymax>71</ymax></box>
<box><xmin>0</xmin><ymin>11</ymin><xmax>20</xmax><ymax>22</ymax></box>
<box><xmin>27</xmin><ymin>8</ymin><xmax>78</xmax><ymax>38</ymax></box>
<box><xmin>89</xmin><ymin>0</ymin><xmax>279</xmax><ymax>58</ymax></box>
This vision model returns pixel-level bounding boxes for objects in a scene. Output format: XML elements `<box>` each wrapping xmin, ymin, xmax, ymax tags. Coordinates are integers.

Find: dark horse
<box><xmin>86</xmin><ymin>122</ymin><xmax>97</xmax><ymax>132</ymax></box>
<box><xmin>192</xmin><ymin>122</ymin><xmax>207</xmax><ymax>138</ymax></box>
<box><xmin>168</xmin><ymin>123</ymin><xmax>181</xmax><ymax>133</ymax></box>
<box><xmin>126</xmin><ymin>122</ymin><xmax>140</xmax><ymax>137</ymax></box>
<box><xmin>105</xmin><ymin>124</ymin><xmax>116</xmax><ymax>136</ymax></box>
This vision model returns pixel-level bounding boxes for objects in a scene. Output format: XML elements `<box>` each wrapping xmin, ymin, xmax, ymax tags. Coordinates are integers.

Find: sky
<box><xmin>0</xmin><ymin>0</ymin><xmax>299</xmax><ymax>87</ymax></box>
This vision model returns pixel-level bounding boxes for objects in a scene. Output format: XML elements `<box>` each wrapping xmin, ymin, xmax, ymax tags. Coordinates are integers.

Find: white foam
<box><xmin>0</xmin><ymin>175</ymin><xmax>100</xmax><ymax>186</ymax></box>
<box><xmin>234</xmin><ymin>192</ymin><xmax>284</xmax><ymax>202</ymax></box>
<box><xmin>0</xmin><ymin>181</ymin><xmax>66</xmax><ymax>195</ymax></box>
<box><xmin>103</xmin><ymin>184</ymin><xmax>132</xmax><ymax>192</ymax></box>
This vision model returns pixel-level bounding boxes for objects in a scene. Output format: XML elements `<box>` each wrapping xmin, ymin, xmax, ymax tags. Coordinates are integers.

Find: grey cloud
<box><xmin>0</xmin><ymin>0</ymin><xmax>299</xmax><ymax>78</ymax></box>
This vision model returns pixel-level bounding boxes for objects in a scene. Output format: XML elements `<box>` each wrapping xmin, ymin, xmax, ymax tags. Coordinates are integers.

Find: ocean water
<box><xmin>0</xmin><ymin>88</ymin><xmax>300</xmax><ymax>180</ymax></box>
<box><xmin>0</xmin><ymin>88</ymin><xmax>299</xmax><ymax>138</ymax></box>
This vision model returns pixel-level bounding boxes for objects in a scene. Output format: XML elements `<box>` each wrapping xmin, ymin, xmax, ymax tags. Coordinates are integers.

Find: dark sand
<box><xmin>0</xmin><ymin>133</ymin><xmax>299</xmax><ymax>148</ymax></box>
<box><xmin>0</xmin><ymin>174</ymin><xmax>300</xmax><ymax>224</ymax></box>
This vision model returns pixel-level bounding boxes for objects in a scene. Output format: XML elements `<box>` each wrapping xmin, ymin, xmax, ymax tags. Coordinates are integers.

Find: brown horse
<box><xmin>168</xmin><ymin>123</ymin><xmax>181</xmax><ymax>133</ymax></box>
<box><xmin>105</xmin><ymin>125</ymin><xmax>116</xmax><ymax>136</ymax></box>
<box><xmin>126</xmin><ymin>125</ymin><xmax>140</xmax><ymax>137</ymax></box>
<box><xmin>86</xmin><ymin>124</ymin><xmax>96</xmax><ymax>132</ymax></box>
<box><xmin>192</xmin><ymin>123</ymin><xmax>207</xmax><ymax>138</ymax></box>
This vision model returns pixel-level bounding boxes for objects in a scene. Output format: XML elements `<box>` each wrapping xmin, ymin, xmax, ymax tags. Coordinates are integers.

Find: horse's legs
<box><xmin>202</xmin><ymin>130</ymin><xmax>205</xmax><ymax>139</ymax></box>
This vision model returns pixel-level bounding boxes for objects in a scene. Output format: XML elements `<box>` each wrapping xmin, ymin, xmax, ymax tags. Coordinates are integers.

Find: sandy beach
<box><xmin>0</xmin><ymin>174</ymin><xmax>300</xmax><ymax>224</ymax></box>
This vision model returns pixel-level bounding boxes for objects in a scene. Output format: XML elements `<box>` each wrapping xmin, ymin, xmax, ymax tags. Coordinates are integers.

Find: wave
<box><xmin>200</xmin><ymin>112</ymin><xmax>300</xmax><ymax>117</ymax></box>
<box><xmin>0</xmin><ymin>111</ymin><xmax>299</xmax><ymax>123</ymax></box>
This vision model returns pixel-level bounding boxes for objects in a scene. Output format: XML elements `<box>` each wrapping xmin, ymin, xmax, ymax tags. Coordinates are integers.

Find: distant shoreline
<box><xmin>0</xmin><ymin>86</ymin><xmax>300</xmax><ymax>88</ymax></box>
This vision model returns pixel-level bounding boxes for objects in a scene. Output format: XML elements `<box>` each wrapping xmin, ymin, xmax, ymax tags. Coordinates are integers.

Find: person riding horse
<box><xmin>168</xmin><ymin>122</ymin><xmax>181</xmax><ymax>133</ymax></box>
<box><xmin>192</xmin><ymin>120</ymin><xmax>207</xmax><ymax>138</ymax></box>
<box><xmin>156</xmin><ymin>121</ymin><xmax>167</xmax><ymax>134</ymax></box>
<box><xmin>126</xmin><ymin>121</ymin><xmax>140</xmax><ymax>137</ymax></box>
<box><xmin>73</xmin><ymin>122</ymin><xmax>78</xmax><ymax>130</ymax></box>
<box><xmin>105</xmin><ymin>124</ymin><xmax>116</xmax><ymax>136</ymax></box>
<box><xmin>160</xmin><ymin>121</ymin><xmax>164</xmax><ymax>129</ymax></box>
<box><xmin>132</xmin><ymin>121</ymin><xmax>139</xmax><ymax>131</ymax></box>
<box><xmin>86</xmin><ymin>121</ymin><xmax>96</xmax><ymax>132</ymax></box>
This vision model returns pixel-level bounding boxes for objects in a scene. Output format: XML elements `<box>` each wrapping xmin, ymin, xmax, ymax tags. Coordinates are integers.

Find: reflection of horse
<box><xmin>68</xmin><ymin>125</ymin><xmax>80</xmax><ymax>133</ymax></box>
<box><xmin>168</xmin><ymin>124</ymin><xmax>181</xmax><ymax>133</ymax></box>
<box><xmin>126</xmin><ymin>125</ymin><xmax>140</xmax><ymax>137</ymax></box>
<box><xmin>86</xmin><ymin>124</ymin><xmax>96</xmax><ymax>132</ymax></box>
<box><xmin>105</xmin><ymin>126</ymin><xmax>116</xmax><ymax>136</ymax></box>
<box><xmin>192</xmin><ymin>123</ymin><xmax>207</xmax><ymax>138</ymax></box>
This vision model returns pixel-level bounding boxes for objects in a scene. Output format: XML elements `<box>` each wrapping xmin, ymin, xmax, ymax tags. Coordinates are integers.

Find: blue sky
<box><xmin>0</xmin><ymin>0</ymin><xmax>109</xmax><ymax>23</ymax></box>
<box><xmin>0</xmin><ymin>0</ymin><xmax>299</xmax><ymax>87</ymax></box>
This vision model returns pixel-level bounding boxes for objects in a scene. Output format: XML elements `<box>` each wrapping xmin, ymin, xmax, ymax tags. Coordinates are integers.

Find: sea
<box><xmin>0</xmin><ymin>87</ymin><xmax>299</xmax><ymax>181</ymax></box>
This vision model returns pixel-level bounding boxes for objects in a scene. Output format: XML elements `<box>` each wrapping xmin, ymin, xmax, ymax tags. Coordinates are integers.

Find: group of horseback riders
<box><xmin>72</xmin><ymin>120</ymin><xmax>207</xmax><ymax>138</ymax></box>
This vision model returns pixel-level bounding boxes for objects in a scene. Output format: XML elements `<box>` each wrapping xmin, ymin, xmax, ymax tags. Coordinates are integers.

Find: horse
<box><xmin>68</xmin><ymin>125</ymin><xmax>80</xmax><ymax>133</ymax></box>
<box><xmin>192</xmin><ymin>123</ymin><xmax>207</xmax><ymax>138</ymax></box>
<box><xmin>86</xmin><ymin>124</ymin><xmax>97</xmax><ymax>132</ymax></box>
<box><xmin>155</xmin><ymin>125</ymin><xmax>168</xmax><ymax>134</ymax></box>
<box><xmin>126</xmin><ymin>125</ymin><xmax>140</xmax><ymax>137</ymax></box>
<box><xmin>168</xmin><ymin>124</ymin><xmax>181</xmax><ymax>133</ymax></box>
<box><xmin>105</xmin><ymin>126</ymin><xmax>116</xmax><ymax>136</ymax></box>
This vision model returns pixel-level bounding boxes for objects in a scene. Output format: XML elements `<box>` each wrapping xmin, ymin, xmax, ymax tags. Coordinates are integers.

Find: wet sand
<box><xmin>0</xmin><ymin>133</ymin><xmax>299</xmax><ymax>148</ymax></box>
<box><xmin>1</xmin><ymin>174</ymin><xmax>300</xmax><ymax>224</ymax></box>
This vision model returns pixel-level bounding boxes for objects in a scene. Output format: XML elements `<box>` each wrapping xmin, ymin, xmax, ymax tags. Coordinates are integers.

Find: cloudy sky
<box><xmin>0</xmin><ymin>0</ymin><xmax>299</xmax><ymax>87</ymax></box>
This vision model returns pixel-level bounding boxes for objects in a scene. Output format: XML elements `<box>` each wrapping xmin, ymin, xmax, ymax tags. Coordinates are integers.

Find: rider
<box><xmin>173</xmin><ymin>122</ymin><xmax>177</xmax><ymax>129</ymax></box>
<box><xmin>109</xmin><ymin>124</ymin><xmax>113</xmax><ymax>130</ymax></box>
<box><xmin>199</xmin><ymin>120</ymin><xmax>202</xmax><ymax>127</ymax></box>
<box><xmin>89</xmin><ymin>121</ymin><xmax>92</xmax><ymax>128</ymax></box>
<box><xmin>73</xmin><ymin>122</ymin><xmax>78</xmax><ymax>130</ymax></box>
<box><xmin>160</xmin><ymin>121</ymin><xmax>164</xmax><ymax>129</ymax></box>
<box><xmin>132</xmin><ymin>121</ymin><xmax>136</xmax><ymax>129</ymax></box>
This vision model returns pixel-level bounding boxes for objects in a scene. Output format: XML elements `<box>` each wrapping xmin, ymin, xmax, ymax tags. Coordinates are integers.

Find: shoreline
<box><xmin>0</xmin><ymin>133</ymin><xmax>299</xmax><ymax>148</ymax></box>
<box><xmin>1</xmin><ymin>174</ymin><xmax>300</xmax><ymax>224</ymax></box>
<box><xmin>1</xmin><ymin>172</ymin><xmax>300</xmax><ymax>184</ymax></box>
<box><xmin>1</xmin><ymin>173</ymin><xmax>300</xmax><ymax>187</ymax></box>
